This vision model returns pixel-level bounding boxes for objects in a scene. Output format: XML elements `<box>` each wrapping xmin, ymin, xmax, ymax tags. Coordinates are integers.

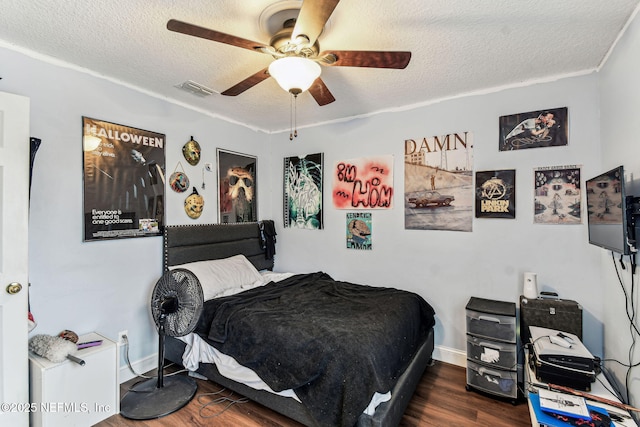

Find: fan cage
<box><xmin>151</xmin><ymin>268</ymin><xmax>203</xmax><ymax>337</ymax></box>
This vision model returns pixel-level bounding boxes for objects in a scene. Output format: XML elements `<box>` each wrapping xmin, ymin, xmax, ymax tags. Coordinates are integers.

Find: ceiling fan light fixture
<box><xmin>268</xmin><ymin>57</ymin><xmax>321</xmax><ymax>94</ymax></box>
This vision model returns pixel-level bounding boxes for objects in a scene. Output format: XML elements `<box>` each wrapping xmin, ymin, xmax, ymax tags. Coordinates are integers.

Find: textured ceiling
<box><xmin>0</xmin><ymin>0</ymin><xmax>638</xmax><ymax>133</ymax></box>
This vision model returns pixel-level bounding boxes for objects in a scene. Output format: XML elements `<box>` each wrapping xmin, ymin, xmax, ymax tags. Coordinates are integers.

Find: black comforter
<box><xmin>195</xmin><ymin>272</ymin><xmax>435</xmax><ymax>427</ymax></box>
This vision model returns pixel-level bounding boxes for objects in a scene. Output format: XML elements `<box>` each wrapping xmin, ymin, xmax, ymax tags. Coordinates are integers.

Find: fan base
<box><xmin>120</xmin><ymin>375</ymin><xmax>198</xmax><ymax>420</ymax></box>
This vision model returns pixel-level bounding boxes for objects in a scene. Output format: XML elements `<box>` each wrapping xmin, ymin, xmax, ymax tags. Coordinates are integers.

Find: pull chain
<box><xmin>289</xmin><ymin>93</ymin><xmax>294</xmax><ymax>140</ymax></box>
<box><xmin>294</xmin><ymin>94</ymin><xmax>298</xmax><ymax>138</ymax></box>
<box><xmin>289</xmin><ymin>93</ymin><xmax>299</xmax><ymax>140</ymax></box>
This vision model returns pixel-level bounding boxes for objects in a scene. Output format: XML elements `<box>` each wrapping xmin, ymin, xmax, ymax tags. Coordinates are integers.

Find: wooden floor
<box><xmin>96</xmin><ymin>361</ymin><xmax>531</xmax><ymax>426</ymax></box>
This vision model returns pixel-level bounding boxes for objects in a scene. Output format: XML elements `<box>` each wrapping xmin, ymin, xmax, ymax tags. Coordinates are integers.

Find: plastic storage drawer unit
<box><xmin>465</xmin><ymin>296</ymin><xmax>518</xmax><ymax>403</ymax></box>
<box><xmin>466</xmin><ymin>308</ymin><xmax>516</xmax><ymax>342</ymax></box>
<box><xmin>466</xmin><ymin>335</ymin><xmax>517</xmax><ymax>370</ymax></box>
<box><xmin>466</xmin><ymin>360</ymin><xmax>518</xmax><ymax>399</ymax></box>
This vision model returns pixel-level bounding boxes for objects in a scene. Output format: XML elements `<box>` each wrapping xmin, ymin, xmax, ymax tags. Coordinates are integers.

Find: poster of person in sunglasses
<box><xmin>217</xmin><ymin>149</ymin><xmax>257</xmax><ymax>223</ymax></box>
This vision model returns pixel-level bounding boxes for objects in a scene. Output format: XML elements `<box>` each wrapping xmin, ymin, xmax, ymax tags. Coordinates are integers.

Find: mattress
<box><xmin>177</xmin><ymin>271</ymin><xmax>391</xmax><ymax>414</ymax></box>
<box><xmin>177</xmin><ymin>332</ymin><xmax>392</xmax><ymax>415</ymax></box>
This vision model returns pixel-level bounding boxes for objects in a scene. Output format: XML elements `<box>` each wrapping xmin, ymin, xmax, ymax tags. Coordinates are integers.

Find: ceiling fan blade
<box><xmin>167</xmin><ymin>19</ymin><xmax>267</xmax><ymax>52</ymax></box>
<box><xmin>291</xmin><ymin>0</ymin><xmax>340</xmax><ymax>47</ymax></box>
<box><xmin>221</xmin><ymin>68</ymin><xmax>271</xmax><ymax>96</ymax></box>
<box><xmin>320</xmin><ymin>50</ymin><xmax>411</xmax><ymax>69</ymax></box>
<box><xmin>308</xmin><ymin>78</ymin><xmax>335</xmax><ymax>106</ymax></box>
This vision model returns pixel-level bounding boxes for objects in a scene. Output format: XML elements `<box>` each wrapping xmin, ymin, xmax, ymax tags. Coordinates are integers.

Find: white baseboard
<box><xmin>118</xmin><ymin>345</ymin><xmax>158</xmax><ymax>384</ymax></box>
<box><xmin>433</xmin><ymin>344</ymin><xmax>467</xmax><ymax>367</ymax></box>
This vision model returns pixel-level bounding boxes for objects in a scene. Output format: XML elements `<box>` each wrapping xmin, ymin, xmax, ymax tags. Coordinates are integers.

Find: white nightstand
<box><xmin>29</xmin><ymin>332</ymin><xmax>118</xmax><ymax>427</ymax></box>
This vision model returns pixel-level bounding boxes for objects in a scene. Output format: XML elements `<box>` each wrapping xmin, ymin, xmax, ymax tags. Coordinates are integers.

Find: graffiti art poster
<box><xmin>534</xmin><ymin>165</ymin><xmax>581</xmax><ymax>224</ymax></box>
<box><xmin>346</xmin><ymin>212</ymin><xmax>372</xmax><ymax>250</ymax></box>
<box><xmin>475</xmin><ymin>170</ymin><xmax>516</xmax><ymax>219</ymax></box>
<box><xmin>332</xmin><ymin>155</ymin><xmax>393</xmax><ymax>209</ymax></box>
<box><xmin>499</xmin><ymin>107</ymin><xmax>568</xmax><ymax>151</ymax></box>
<box><xmin>404</xmin><ymin>131</ymin><xmax>474</xmax><ymax>232</ymax></box>
<box><xmin>283</xmin><ymin>153</ymin><xmax>323</xmax><ymax>229</ymax></box>
<box><xmin>217</xmin><ymin>149</ymin><xmax>257</xmax><ymax>224</ymax></box>
<box><xmin>82</xmin><ymin>117</ymin><xmax>165</xmax><ymax>242</ymax></box>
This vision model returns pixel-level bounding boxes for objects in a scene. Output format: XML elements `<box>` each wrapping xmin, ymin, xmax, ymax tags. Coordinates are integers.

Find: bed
<box><xmin>162</xmin><ymin>221</ymin><xmax>436</xmax><ymax>427</ymax></box>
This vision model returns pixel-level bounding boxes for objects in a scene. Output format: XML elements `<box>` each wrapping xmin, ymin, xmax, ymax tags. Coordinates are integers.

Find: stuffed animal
<box><xmin>58</xmin><ymin>329</ymin><xmax>79</xmax><ymax>343</ymax></box>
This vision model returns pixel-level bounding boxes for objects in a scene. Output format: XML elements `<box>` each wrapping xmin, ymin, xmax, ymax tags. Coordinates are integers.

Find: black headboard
<box><xmin>163</xmin><ymin>221</ymin><xmax>275</xmax><ymax>272</ymax></box>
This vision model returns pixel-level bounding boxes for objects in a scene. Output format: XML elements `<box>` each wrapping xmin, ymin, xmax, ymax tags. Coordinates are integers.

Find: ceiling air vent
<box><xmin>176</xmin><ymin>80</ymin><xmax>217</xmax><ymax>97</ymax></box>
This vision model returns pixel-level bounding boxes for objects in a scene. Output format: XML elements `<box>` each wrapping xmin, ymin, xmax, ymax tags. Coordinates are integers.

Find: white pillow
<box><xmin>170</xmin><ymin>255</ymin><xmax>264</xmax><ymax>301</ymax></box>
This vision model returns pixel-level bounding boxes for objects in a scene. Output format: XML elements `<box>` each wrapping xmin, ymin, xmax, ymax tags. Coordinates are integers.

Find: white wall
<box><xmin>268</xmin><ymin>74</ymin><xmax>605</xmax><ymax>363</ymax></box>
<box><xmin>0</xmin><ymin>45</ymin><xmax>270</xmax><ymax>374</ymax></box>
<box><xmin>598</xmin><ymin>8</ymin><xmax>640</xmax><ymax>411</ymax></box>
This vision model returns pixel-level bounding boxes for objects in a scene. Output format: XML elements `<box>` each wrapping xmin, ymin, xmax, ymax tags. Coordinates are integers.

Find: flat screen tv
<box><xmin>585</xmin><ymin>165</ymin><xmax>631</xmax><ymax>255</ymax></box>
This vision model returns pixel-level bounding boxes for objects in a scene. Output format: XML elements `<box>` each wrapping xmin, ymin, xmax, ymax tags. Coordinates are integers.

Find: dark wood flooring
<box><xmin>96</xmin><ymin>361</ymin><xmax>531</xmax><ymax>426</ymax></box>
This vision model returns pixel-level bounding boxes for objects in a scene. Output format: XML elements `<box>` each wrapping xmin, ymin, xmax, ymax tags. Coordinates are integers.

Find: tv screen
<box><xmin>585</xmin><ymin>165</ymin><xmax>630</xmax><ymax>254</ymax></box>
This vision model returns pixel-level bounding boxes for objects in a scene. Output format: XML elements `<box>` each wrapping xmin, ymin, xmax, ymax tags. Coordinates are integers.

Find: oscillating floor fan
<box><xmin>120</xmin><ymin>268</ymin><xmax>203</xmax><ymax>420</ymax></box>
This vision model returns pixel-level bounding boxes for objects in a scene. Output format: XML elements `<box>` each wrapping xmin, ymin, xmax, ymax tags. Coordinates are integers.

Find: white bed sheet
<box><xmin>179</xmin><ymin>270</ymin><xmax>391</xmax><ymax>416</ymax></box>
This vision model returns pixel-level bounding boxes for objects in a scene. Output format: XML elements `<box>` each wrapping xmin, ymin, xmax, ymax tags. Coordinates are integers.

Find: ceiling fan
<box><xmin>166</xmin><ymin>0</ymin><xmax>411</xmax><ymax>107</ymax></box>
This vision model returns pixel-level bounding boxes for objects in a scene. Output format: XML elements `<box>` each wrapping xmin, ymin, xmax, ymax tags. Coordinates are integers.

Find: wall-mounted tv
<box><xmin>585</xmin><ymin>165</ymin><xmax>632</xmax><ymax>255</ymax></box>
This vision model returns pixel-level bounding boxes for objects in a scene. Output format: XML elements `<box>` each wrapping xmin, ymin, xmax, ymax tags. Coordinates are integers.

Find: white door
<box><xmin>0</xmin><ymin>91</ymin><xmax>30</xmax><ymax>426</ymax></box>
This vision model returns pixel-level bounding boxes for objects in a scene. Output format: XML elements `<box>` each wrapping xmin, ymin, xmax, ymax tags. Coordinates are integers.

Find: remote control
<box><xmin>557</xmin><ymin>332</ymin><xmax>575</xmax><ymax>344</ymax></box>
<box><xmin>549</xmin><ymin>335</ymin><xmax>572</xmax><ymax>348</ymax></box>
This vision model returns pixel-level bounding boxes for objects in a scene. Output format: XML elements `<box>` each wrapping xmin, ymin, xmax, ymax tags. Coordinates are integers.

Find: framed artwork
<box><xmin>332</xmin><ymin>155</ymin><xmax>394</xmax><ymax>209</ymax></box>
<box><xmin>346</xmin><ymin>212</ymin><xmax>372</xmax><ymax>250</ymax></box>
<box><xmin>404</xmin><ymin>131</ymin><xmax>474</xmax><ymax>232</ymax></box>
<box><xmin>475</xmin><ymin>170</ymin><xmax>516</xmax><ymax>219</ymax></box>
<box><xmin>534</xmin><ymin>165</ymin><xmax>581</xmax><ymax>224</ymax></box>
<box><xmin>217</xmin><ymin>149</ymin><xmax>257</xmax><ymax>223</ymax></box>
<box><xmin>284</xmin><ymin>153</ymin><xmax>323</xmax><ymax>229</ymax></box>
<box><xmin>82</xmin><ymin>117</ymin><xmax>165</xmax><ymax>241</ymax></box>
<box><xmin>499</xmin><ymin>107</ymin><xmax>568</xmax><ymax>151</ymax></box>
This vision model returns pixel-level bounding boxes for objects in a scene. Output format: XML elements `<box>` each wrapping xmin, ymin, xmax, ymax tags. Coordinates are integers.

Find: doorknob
<box><xmin>6</xmin><ymin>283</ymin><xmax>22</xmax><ymax>295</ymax></box>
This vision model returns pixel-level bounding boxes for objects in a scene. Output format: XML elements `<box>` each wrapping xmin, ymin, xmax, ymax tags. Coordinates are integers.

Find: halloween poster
<box><xmin>332</xmin><ymin>155</ymin><xmax>394</xmax><ymax>209</ymax></box>
<box><xmin>475</xmin><ymin>170</ymin><xmax>516</xmax><ymax>219</ymax></box>
<box><xmin>534</xmin><ymin>165</ymin><xmax>581</xmax><ymax>224</ymax></box>
<box><xmin>82</xmin><ymin>117</ymin><xmax>165</xmax><ymax>242</ymax></box>
<box><xmin>346</xmin><ymin>212</ymin><xmax>372</xmax><ymax>250</ymax></box>
<box><xmin>217</xmin><ymin>149</ymin><xmax>257</xmax><ymax>223</ymax></box>
<box><xmin>284</xmin><ymin>153</ymin><xmax>323</xmax><ymax>229</ymax></box>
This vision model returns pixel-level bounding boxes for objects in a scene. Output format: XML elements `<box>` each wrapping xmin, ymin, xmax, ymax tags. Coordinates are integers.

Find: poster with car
<box><xmin>534</xmin><ymin>165</ymin><xmax>581</xmax><ymax>224</ymax></box>
<box><xmin>475</xmin><ymin>170</ymin><xmax>516</xmax><ymax>219</ymax></box>
<box><xmin>404</xmin><ymin>131</ymin><xmax>474</xmax><ymax>231</ymax></box>
<box><xmin>284</xmin><ymin>153</ymin><xmax>323</xmax><ymax>229</ymax></box>
<box><xmin>217</xmin><ymin>149</ymin><xmax>257</xmax><ymax>223</ymax></box>
<box><xmin>82</xmin><ymin>117</ymin><xmax>165</xmax><ymax>241</ymax></box>
<box><xmin>499</xmin><ymin>107</ymin><xmax>568</xmax><ymax>151</ymax></box>
<box><xmin>346</xmin><ymin>212</ymin><xmax>372</xmax><ymax>250</ymax></box>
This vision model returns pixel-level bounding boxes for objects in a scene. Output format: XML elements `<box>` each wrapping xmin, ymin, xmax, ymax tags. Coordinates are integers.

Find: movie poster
<box><xmin>82</xmin><ymin>117</ymin><xmax>165</xmax><ymax>242</ymax></box>
<box><xmin>404</xmin><ymin>131</ymin><xmax>474</xmax><ymax>231</ymax></box>
<box><xmin>499</xmin><ymin>107</ymin><xmax>568</xmax><ymax>151</ymax></box>
<box><xmin>284</xmin><ymin>153</ymin><xmax>323</xmax><ymax>229</ymax></box>
<box><xmin>218</xmin><ymin>149</ymin><xmax>257</xmax><ymax>224</ymax></box>
<box><xmin>534</xmin><ymin>165</ymin><xmax>581</xmax><ymax>224</ymax></box>
<box><xmin>346</xmin><ymin>212</ymin><xmax>372</xmax><ymax>250</ymax></box>
<box><xmin>475</xmin><ymin>170</ymin><xmax>516</xmax><ymax>219</ymax></box>
<box><xmin>332</xmin><ymin>155</ymin><xmax>393</xmax><ymax>209</ymax></box>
